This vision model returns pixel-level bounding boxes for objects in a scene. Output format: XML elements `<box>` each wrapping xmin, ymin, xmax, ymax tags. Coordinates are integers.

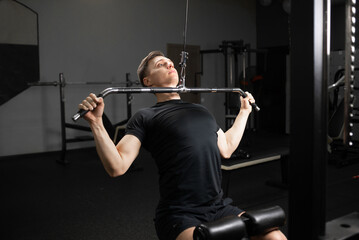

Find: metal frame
<box><xmin>199</xmin><ymin>40</ymin><xmax>266</xmax><ymax>130</ymax></box>
<box><xmin>29</xmin><ymin>73</ymin><xmax>136</xmax><ymax>163</ymax></box>
<box><xmin>289</xmin><ymin>0</ymin><xmax>330</xmax><ymax>238</ymax></box>
<box><xmin>344</xmin><ymin>0</ymin><xmax>357</xmax><ymax>146</ymax></box>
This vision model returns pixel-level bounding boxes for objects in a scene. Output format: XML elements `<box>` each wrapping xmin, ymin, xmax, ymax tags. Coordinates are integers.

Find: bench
<box><xmin>221</xmin><ymin>131</ymin><xmax>290</xmax><ymax>197</ymax></box>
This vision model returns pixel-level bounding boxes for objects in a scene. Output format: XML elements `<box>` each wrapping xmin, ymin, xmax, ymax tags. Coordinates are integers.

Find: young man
<box><xmin>79</xmin><ymin>51</ymin><xmax>287</xmax><ymax>240</ymax></box>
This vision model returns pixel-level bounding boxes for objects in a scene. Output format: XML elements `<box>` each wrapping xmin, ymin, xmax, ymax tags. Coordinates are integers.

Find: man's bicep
<box><xmin>217</xmin><ymin>128</ymin><xmax>229</xmax><ymax>158</ymax></box>
<box><xmin>116</xmin><ymin>134</ymin><xmax>142</xmax><ymax>165</ymax></box>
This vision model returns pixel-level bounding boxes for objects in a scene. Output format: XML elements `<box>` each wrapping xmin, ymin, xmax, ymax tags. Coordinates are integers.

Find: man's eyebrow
<box><xmin>154</xmin><ymin>58</ymin><xmax>173</xmax><ymax>65</ymax></box>
<box><xmin>154</xmin><ymin>58</ymin><xmax>165</xmax><ymax>65</ymax></box>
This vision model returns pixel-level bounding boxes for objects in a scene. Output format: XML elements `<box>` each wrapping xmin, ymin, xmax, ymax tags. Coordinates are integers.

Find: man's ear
<box><xmin>143</xmin><ymin>77</ymin><xmax>151</xmax><ymax>87</ymax></box>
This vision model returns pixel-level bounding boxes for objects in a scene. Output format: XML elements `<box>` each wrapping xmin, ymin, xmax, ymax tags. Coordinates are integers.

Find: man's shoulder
<box><xmin>131</xmin><ymin>107</ymin><xmax>155</xmax><ymax>120</ymax></box>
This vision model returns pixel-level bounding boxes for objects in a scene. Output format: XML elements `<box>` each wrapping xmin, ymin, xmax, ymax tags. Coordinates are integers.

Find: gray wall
<box><xmin>0</xmin><ymin>0</ymin><xmax>256</xmax><ymax>157</ymax></box>
<box><xmin>0</xmin><ymin>0</ymin><xmax>38</xmax><ymax>45</ymax></box>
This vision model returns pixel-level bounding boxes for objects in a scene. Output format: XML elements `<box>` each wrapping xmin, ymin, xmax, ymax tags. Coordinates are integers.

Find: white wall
<box><xmin>0</xmin><ymin>0</ymin><xmax>256</xmax><ymax>156</ymax></box>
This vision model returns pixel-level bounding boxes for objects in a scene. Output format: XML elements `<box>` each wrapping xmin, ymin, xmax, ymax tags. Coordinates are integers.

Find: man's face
<box><xmin>143</xmin><ymin>56</ymin><xmax>179</xmax><ymax>87</ymax></box>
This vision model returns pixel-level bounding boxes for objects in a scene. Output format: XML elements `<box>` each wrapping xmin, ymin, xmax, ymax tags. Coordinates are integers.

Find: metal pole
<box><xmin>223</xmin><ymin>43</ymin><xmax>230</xmax><ymax>129</ymax></box>
<box><xmin>59</xmin><ymin>73</ymin><xmax>68</xmax><ymax>164</ymax></box>
<box><xmin>289</xmin><ymin>0</ymin><xmax>328</xmax><ymax>238</ymax></box>
<box><xmin>126</xmin><ymin>73</ymin><xmax>132</xmax><ymax>119</ymax></box>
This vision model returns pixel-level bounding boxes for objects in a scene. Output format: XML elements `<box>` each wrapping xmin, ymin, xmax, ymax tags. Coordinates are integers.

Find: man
<box><xmin>79</xmin><ymin>51</ymin><xmax>286</xmax><ymax>240</ymax></box>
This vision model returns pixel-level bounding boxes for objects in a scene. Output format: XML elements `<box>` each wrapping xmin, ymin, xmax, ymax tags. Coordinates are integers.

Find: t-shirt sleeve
<box><xmin>125</xmin><ymin>110</ymin><xmax>147</xmax><ymax>143</ymax></box>
<box><xmin>196</xmin><ymin>103</ymin><xmax>220</xmax><ymax>132</ymax></box>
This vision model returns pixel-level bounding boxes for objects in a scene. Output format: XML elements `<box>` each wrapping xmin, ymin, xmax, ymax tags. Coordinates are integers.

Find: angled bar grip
<box><xmin>72</xmin><ymin>92</ymin><xmax>105</xmax><ymax>122</ymax></box>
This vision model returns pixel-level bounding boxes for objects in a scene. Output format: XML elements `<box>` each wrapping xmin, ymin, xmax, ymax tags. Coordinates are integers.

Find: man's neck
<box><xmin>156</xmin><ymin>93</ymin><xmax>181</xmax><ymax>102</ymax></box>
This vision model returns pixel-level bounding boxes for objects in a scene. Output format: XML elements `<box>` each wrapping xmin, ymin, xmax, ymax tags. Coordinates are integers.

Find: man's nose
<box><xmin>166</xmin><ymin>62</ymin><xmax>174</xmax><ymax>69</ymax></box>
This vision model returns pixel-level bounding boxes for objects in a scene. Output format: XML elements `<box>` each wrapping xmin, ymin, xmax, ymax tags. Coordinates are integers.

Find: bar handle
<box><xmin>72</xmin><ymin>93</ymin><xmax>104</xmax><ymax>122</ymax></box>
<box><xmin>251</xmin><ymin>102</ymin><xmax>260</xmax><ymax>112</ymax></box>
<box><xmin>72</xmin><ymin>109</ymin><xmax>87</xmax><ymax>122</ymax></box>
<box><xmin>240</xmin><ymin>91</ymin><xmax>260</xmax><ymax>112</ymax></box>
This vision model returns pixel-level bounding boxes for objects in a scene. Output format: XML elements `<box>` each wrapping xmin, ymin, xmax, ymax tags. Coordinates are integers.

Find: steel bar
<box><xmin>328</xmin><ymin>75</ymin><xmax>344</xmax><ymax>92</ymax></box>
<box><xmin>28</xmin><ymin>81</ymin><xmax>59</xmax><ymax>86</ymax></box>
<box><xmin>28</xmin><ymin>81</ymin><xmax>134</xmax><ymax>86</ymax></box>
<box><xmin>66</xmin><ymin>81</ymin><xmax>131</xmax><ymax>85</ymax></box>
<box><xmin>72</xmin><ymin>86</ymin><xmax>260</xmax><ymax>122</ymax></box>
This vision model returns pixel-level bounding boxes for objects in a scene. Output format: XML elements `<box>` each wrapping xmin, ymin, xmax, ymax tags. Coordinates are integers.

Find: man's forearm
<box><xmin>90</xmin><ymin>122</ymin><xmax>125</xmax><ymax>177</ymax></box>
<box><xmin>224</xmin><ymin>110</ymin><xmax>250</xmax><ymax>155</ymax></box>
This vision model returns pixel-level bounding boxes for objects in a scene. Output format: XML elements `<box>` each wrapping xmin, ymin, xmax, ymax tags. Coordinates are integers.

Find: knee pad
<box><xmin>193</xmin><ymin>215</ymin><xmax>246</xmax><ymax>240</ymax></box>
<box><xmin>242</xmin><ymin>205</ymin><xmax>286</xmax><ymax>236</ymax></box>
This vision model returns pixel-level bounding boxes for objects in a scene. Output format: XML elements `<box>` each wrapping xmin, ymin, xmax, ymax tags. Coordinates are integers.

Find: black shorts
<box><xmin>154</xmin><ymin>201</ymin><xmax>243</xmax><ymax>240</ymax></box>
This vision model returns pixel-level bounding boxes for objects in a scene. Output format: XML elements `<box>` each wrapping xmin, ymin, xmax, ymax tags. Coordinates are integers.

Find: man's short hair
<box><xmin>137</xmin><ymin>51</ymin><xmax>165</xmax><ymax>86</ymax></box>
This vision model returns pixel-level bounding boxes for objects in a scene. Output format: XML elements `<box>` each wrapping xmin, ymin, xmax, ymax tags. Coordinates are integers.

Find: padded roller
<box><xmin>193</xmin><ymin>215</ymin><xmax>246</xmax><ymax>240</ymax></box>
<box><xmin>243</xmin><ymin>205</ymin><xmax>286</xmax><ymax>236</ymax></box>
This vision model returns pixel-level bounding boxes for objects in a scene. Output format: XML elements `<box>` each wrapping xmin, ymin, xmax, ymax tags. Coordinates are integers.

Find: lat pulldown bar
<box><xmin>72</xmin><ymin>86</ymin><xmax>260</xmax><ymax>122</ymax></box>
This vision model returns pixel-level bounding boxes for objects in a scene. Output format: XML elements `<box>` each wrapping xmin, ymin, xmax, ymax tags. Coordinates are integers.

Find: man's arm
<box><xmin>217</xmin><ymin>93</ymin><xmax>254</xmax><ymax>159</ymax></box>
<box><xmin>91</xmin><ymin>122</ymin><xmax>141</xmax><ymax>177</ymax></box>
<box><xmin>80</xmin><ymin>93</ymin><xmax>141</xmax><ymax>177</ymax></box>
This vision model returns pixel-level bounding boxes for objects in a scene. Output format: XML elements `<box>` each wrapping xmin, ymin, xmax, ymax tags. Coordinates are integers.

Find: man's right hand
<box><xmin>78</xmin><ymin>93</ymin><xmax>104</xmax><ymax>124</ymax></box>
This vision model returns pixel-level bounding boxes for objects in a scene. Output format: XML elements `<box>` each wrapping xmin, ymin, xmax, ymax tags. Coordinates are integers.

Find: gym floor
<box><xmin>1</xmin><ymin>138</ymin><xmax>358</xmax><ymax>240</ymax></box>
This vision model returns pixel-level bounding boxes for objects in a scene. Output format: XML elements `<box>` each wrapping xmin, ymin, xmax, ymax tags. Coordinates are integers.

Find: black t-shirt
<box><xmin>126</xmin><ymin>100</ymin><xmax>223</xmax><ymax>216</ymax></box>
